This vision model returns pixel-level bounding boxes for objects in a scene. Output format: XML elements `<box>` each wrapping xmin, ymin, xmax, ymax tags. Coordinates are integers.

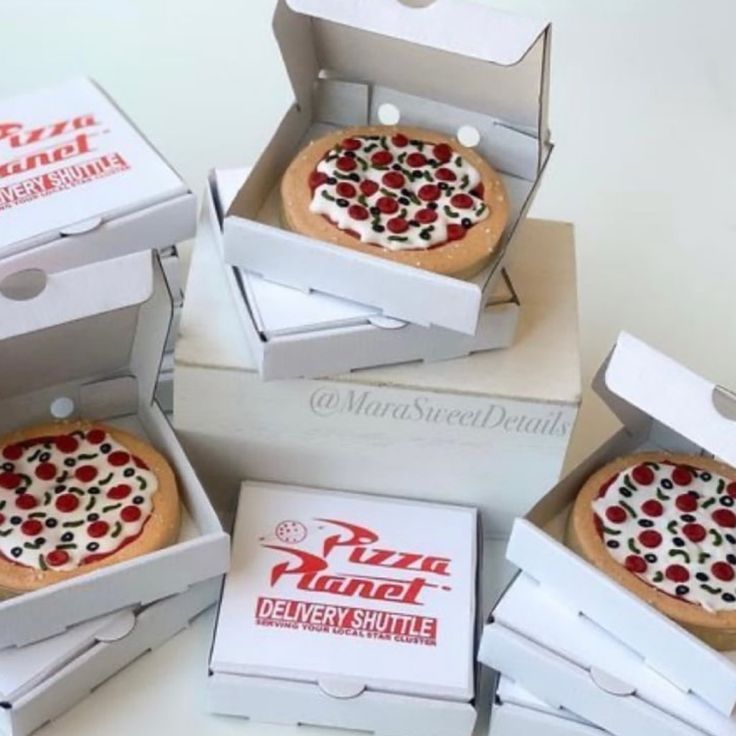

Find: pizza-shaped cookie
<box><xmin>0</xmin><ymin>420</ymin><xmax>180</xmax><ymax>596</ymax></box>
<box><xmin>569</xmin><ymin>452</ymin><xmax>736</xmax><ymax>650</ymax></box>
<box><xmin>280</xmin><ymin>125</ymin><xmax>508</xmax><ymax>280</ymax></box>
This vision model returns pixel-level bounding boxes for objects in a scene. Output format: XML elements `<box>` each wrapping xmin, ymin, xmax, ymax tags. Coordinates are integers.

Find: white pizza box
<box><xmin>490</xmin><ymin>676</ymin><xmax>604</xmax><ymax>736</ymax></box>
<box><xmin>160</xmin><ymin>246</ymin><xmax>184</xmax><ymax>308</ymax></box>
<box><xmin>223</xmin><ymin>0</ymin><xmax>552</xmax><ymax>335</ymax></box>
<box><xmin>211</xmin><ymin>168</ymin><xmax>520</xmax><ymax>380</ymax></box>
<box><xmin>207</xmin><ymin>481</ymin><xmax>479</xmax><ymax>736</ymax></box>
<box><xmin>0</xmin><ymin>78</ymin><xmax>196</xmax><ymax>279</ymax></box>
<box><xmin>480</xmin><ymin>332</ymin><xmax>736</xmax><ymax>715</ymax></box>
<box><xmin>482</xmin><ymin>574</ymin><xmax>736</xmax><ymax>736</ymax></box>
<box><xmin>0</xmin><ymin>249</ymin><xmax>230</xmax><ymax>649</ymax></box>
<box><xmin>155</xmin><ymin>352</ymin><xmax>176</xmax><ymax>416</ymax></box>
<box><xmin>0</xmin><ymin>576</ymin><xmax>219</xmax><ymax>736</ymax></box>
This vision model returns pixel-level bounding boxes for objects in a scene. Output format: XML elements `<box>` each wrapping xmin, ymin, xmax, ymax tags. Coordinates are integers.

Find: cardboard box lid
<box><xmin>277</xmin><ymin>0</ymin><xmax>550</xmax><ymax>150</ymax></box>
<box><xmin>486</xmin><ymin>574</ymin><xmax>736</xmax><ymax>736</ymax></box>
<box><xmin>593</xmin><ymin>332</ymin><xmax>736</xmax><ymax>468</ymax></box>
<box><xmin>0</xmin><ymin>249</ymin><xmax>169</xmax><ymax>417</ymax></box>
<box><xmin>211</xmin><ymin>482</ymin><xmax>478</xmax><ymax>702</ymax></box>
<box><xmin>0</xmin><ymin>78</ymin><xmax>188</xmax><ymax>260</ymax></box>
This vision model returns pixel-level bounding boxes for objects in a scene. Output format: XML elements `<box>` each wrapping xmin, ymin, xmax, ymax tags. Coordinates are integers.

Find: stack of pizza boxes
<box><xmin>479</xmin><ymin>332</ymin><xmax>736</xmax><ymax>736</ymax></box>
<box><xmin>0</xmin><ymin>78</ymin><xmax>229</xmax><ymax>736</ymax></box>
<box><xmin>173</xmin><ymin>1</ymin><xmax>579</xmax><ymax>735</ymax></box>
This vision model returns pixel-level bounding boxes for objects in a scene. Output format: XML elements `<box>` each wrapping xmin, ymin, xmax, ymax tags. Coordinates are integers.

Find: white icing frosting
<box><xmin>592</xmin><ymin>459</ymin><xmax>736</xmax><ymax>612</ymax></box>
<box><xmin>308</xmin><ymin>133</ymin><xmax>490</xmax><ymax>251</ymax></box>
<box><xmin>0</xmin><ymin>427</ymin><xmax>157</xmax><ymax>572</ymax></box>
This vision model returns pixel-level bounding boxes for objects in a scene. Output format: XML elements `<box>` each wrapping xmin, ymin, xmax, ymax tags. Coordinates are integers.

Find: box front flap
<box><xmin>0</xmin><ymin>78</ymin><xmax>186</xmax><ymax>258</ymax></box>
<box><xmin>277</xmin><ymin>0</ymin><xmax>549</xmax><ymax>134</ymax></box>
<box><xmin>594</xmin><ymin>332</ymin><xmax>736</xmax><ymax>467</ymax></box>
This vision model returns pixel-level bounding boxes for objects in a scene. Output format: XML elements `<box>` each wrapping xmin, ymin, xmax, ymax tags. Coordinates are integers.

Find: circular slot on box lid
<box><xmin>0</xmin><ymin>269</ymin><xmax>47</xmax><ymax>301</ymax></box>
<box><xmin>589</xmin><ymin>667</ymin><xmax>636</xmax><ymax>697</ymax></box>
<box><xmin>457</xmin><ymin>125</ymin><xmax>481</xmax><ymax>148</ymax></box>
<box><xmin>712</xmin><ymin>385</ymin><xmax>736</xmax><ymax>422</ymax></box>
<box><xmin>95</xmin><ymin>610</ymin><xmax>137</xmax><ymax>643</ymax></box>
<box><xmin>397</xmin><ymin>0</ymin><xmax>437</xmax><ymax>8</ymax></box>
<box><xmin>369</xmin><ymin>315</ymin><xmax>407</xmax><ymax>330</ymax></box>
<box><xmin>59</xmin><ymin>216</ymin><xmax>103</xmax><ymax>237</ymax></box>
<box><xmin>50</xmin><ymin>397</ymin><xmax>76</xmax><ymax>419</ymax></box>
<box><xmin>378</xmin><ymin>103</ymin><xmax>401</xmax><ymax>126</ymax></box>
<box><xmin>318</xmin><ymin>678</ymin><xmax>366</xmax><ymax>699</ymax></box>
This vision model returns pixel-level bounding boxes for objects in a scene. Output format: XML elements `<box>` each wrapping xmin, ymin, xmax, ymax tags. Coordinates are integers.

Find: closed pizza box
<box><xmin>207</xmin><ymin>481</ymin><xmax>479</xmax><ymax>736</ymax></box>
<box><xmin>481</xmin><ymin>332</ymin><xmax>736</xmax><ymax>715</ymax></box>
<box><xmin>490</xmin><ymin>676</ymin><xmax>605</xmax><ymax>736</ymax></box>
<box><xmin>482</xmin><ymin>574</ymin><xmax>736</xmax><ymax>736</ymax></box>
<box><xmin>223</xmin><ymin>0</ymin><xmax>552</xmax><ymax>335</ymax></box>
<box><xmin>0</xmin><ymin>250</ymin><xmax>230</xmax><ymax>649</ymax></box>
<box><xmin>0</xmin><ymin>78</ymin><xmax>196</xmax><ymax>279</ymax></box>
<box><xmin>176</xmin><ymin>204</ymin><xmax>579</xmax><ymax>535</ymax></box>
<box><xmin>0</xmin><ymin>576</ymin><xmax>219</xmax><ymax>736</ymax></box>
<box><xmin>211</xmin><ymin>168</ymin><xmax>519</xmax><ymax>380</ymax></box>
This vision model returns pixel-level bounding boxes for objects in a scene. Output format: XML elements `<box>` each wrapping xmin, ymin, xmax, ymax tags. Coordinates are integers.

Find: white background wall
<box><xmin>3</xmin><ymin>0</ymin><xmax>735</xmax><ymax>463</ymax></box>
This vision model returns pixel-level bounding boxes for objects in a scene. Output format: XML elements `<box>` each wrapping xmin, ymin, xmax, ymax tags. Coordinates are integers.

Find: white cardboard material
<box><xmin>175</xmin><ymin>212</ymin><xmax>580</xmax><ymax>536</ymax></box>
<box><xmin>208</xmin><ymin>481</ymin><xmax>478</xmax><ymax>736</ymax></box>
<box><xmin>0</xmin><ymin>576</ymin><xmax>220</xmax><ymax>736</ymax></box>
<box><xmin>0</xmin><ymin>78</ymin><xmax>196</xmax><ymax>277</ymax></box>
<box><xmin>223</xmin><ymin>0</ymin><xmax>552</xmax><ymax>334</ymax></box>
<box><xmin>211</xmin><ymin>169</ymin><xmax>519</xmax><ymax>380</ymax></box>
<box><xmin>501</xmin><ymin>333</ymin><xmax>736</xmax><ymax>715</ymax></box>
<box><xmin>0</xmin><ymin>250</ymin><xmax>229</xmax><ymax>649</ymax></box>
<box><xmin>481</xmin><ymin>574</ymin><xmax>736</xmax><ymax>736</ymax></box>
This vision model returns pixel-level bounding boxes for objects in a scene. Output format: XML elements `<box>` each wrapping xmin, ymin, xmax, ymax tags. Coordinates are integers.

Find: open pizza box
<box><xmin>207</xmin><ymin>481</ymin><xmax>480</xmax><ymax>736</ymax></box>
<box><xmin>0</xmin><ymin>78</ymin><xmax>195</xmax><ymax>279</ymax></box>
<box><xmin>0</xmin><ymin>249</ymin><xmax>230</xmax><ymax>649</ymax></box>
<box><xmin>223</xmin><ymin>0</ymin><xmax>551</xmax><ymax>335</ymax></box>
<box><xmin>483</xmin><ymin>574</ymin><xmax>736</xmax><ymax>736</ymax></box>
<box><xmin>211</xmin><ymin>168</ymin><xmax>519</xmax><ymax>380</ymax></box>
<box><xmin>476</xmin><ymin>332</ymin><xmax>736</xmax><ymax>718</ymax></box>
<box><xmin>0</xmin><ymin>576</ymin><xmax>219</xmax><ymax>736</ymax></box>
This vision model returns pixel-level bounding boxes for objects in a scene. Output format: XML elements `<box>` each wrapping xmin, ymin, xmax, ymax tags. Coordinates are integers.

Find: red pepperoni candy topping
<box><xmin>56</xmin><ymin>493</ymin><xmax>80</xmax><ymax>513</ymax></box>
<box><xmin>675</xmin><ymin>493</ymin><xmax>697</xmax><ymax>512</ymax></box>
<box><xmin>21</xmin><ymin>519</ymin><xmax>42</xmax><ymax>536</ymax></box>
<box><xmin>727</xmin><ymin>482</ymin><xmax>736</xmax><ymax>499</ymax></box>
<box><xmin>309</xmin><ymin>170</ymin><xmax>328</xmax><ymax>189</ymax></box>
<box><xmin>625</xmin><ymin>555</ymin><xmax>648</xmax><ymax>574</ymax></box>
<box><xmin>382</xmin><ymin>171</ymin><xmax>405</xmax><ymax>189</ymax></box>
<box><xmin>447</xmin><ymin>224</ymin><xmax>466</xmax><ymax>241</ymax></box>
<box><xmin>0</xmin><ymin>513</ymin><xmax>5</xmax><ymax>526</ymax></box>
<box><xmin>336</xmin><ymin>182</ymin><xmax>357</xmax><ymax>198</ymax></box>
<box><xmin>450</xmin><ymin>193</ymin><xmax>474</xmax><ymax>209</ymax></box>
<box><xmin>341</xmin><ymin>138</ymin><xmax>361</xmax><ymax>151</ymax></box>
<box><xmin>108</xmin><ymin>451</ymin><xmax>130</xmax><ymax>467</ymax></box>
<box><xmin>46</xmin><ymin>549</ymin><xmax>70</xmax><ymax>567</ymax></box>
<box><xmin>387</xmin><ymin>217</ymin><xmax>409</xmax><ymax>234</ymax></box>
<box><xmin>371</xmin><ymin>151</ymin><xmax>393</xmax><ymax>167</ymax></box>
<box><xmin>360</xmin><ymin>180</ymin><xmax>379</xmax><ymax>197</ymax></box>
<box><xmin>641</xmin><ymin>499</ymin><xmax>663</xmax><ymax>517</ymax></box>
<box><xmin>108</xmin><ymin>483</ymin><xmax>132</xmax><ymax>500</ymax></box>
<box><xmin>632</xmin><ymin>465</ymin><xmax>655</xmax><ymax>486</ymax></box>
<box><xmin>75</xmin><ymin>465</ymin><xmax>98</xmax><ymax>483</ymax></box>
<box><xmin>55</xmin><ymin>435</ymin><xmax>79</xmax><ymax>454</ymax></box>
<box><xmin>418</xmin><ymin>184</ymin><xmax>441</xmax><ymax>202</ymax></box>
<box><xmin>376</xmin><ymin>196</ymin><xmax>399</xmax><ymax>215</ymax></box>
<box><xmin>16</xmin><ymin>494</ymin><xmax>37</xmax><ymax>510</ymax></box>
<box><xmin>416</xmin><ymin>208</ymin><xmax>438</xmax><ymax>224</ymax></box>
<box><xmin>605</xmin><ymin>506</ymin><xmax>627</xmax><ymax>524</ymax></box>
<box><xmin>472</xmin><ymin>182</ymin><xmax>485</xmax><ymax>198</ymax></box>
<box><xmin>433</xmin><ymin>143</ymin><xmax>453</xmax><ymax>163</ymax></box>
<box><xmin>348</xmin><ymin>204</ymin><xmax>369</xmax><ymax>221</ymax></box>
<box><xmin>639</xmin><ymin>530</ymin><xmax>662</xmax><ymax>548</ymax></box>
<box><xmin>597</xmin><ymin>475</ymin><xmax>617</xmax><ymax>498</ymax></box>
<box><xmin>713</xmin><ymin>509</ymin><xmax>736</xmax><ymax>528</ymax></box>
<box><xmin>86</xmin><ymin>429</ymin><xmax>106</xmax><ymax>444</ymax></box>
<box><xmin>336</xmin><ymin>156</ymin><xmax>357</xmax><ymax>172</ymax></box>
<box><xmin>121</xmin><ymin>505</ymin><xmax>142</xmax><ymax>523</ymax></box>
<box><xmin>35</xmin><ymin>462</ymin><xmax>57</xmax><ymax>481</ymax></box>
<box><xmin>0</xmin><ymin>471</ymin><xmax>21</xmax><ymax>490</ymax></box>
<box><xmin>665</xmin><ymin>564</ymin><xmax>689</xmax><ymax>583</ymax></box>
<box><xmin>133</xmin><ymin>456</ymin><xmax>149</xmax><ymax>471</ymax></box>
<box><xmin>435</xmin><ymin>167</ymin><xmax>457</xmax><ymax>182</ymax></box>
<box><xmin>88</xmin><ymin>521</ymin><xmax>110</xmax><ymax>538</ymax></box>
<box><xmin>406</xmin><ymin>152</ymin><xmax>427</xmax><ymax>168</ymax></box>
<box><xmin>682</xmin><ymin>523</ymin><xmax>707</xmax><ymax>543</ymax></box>
<box><xmin>392</xmin><ymin>134</ymin><xmax>409</xmax><ymax>147</ymax></box>
<box><xmin>2</xmin><ymin>445</ymin><xmax>22</xmax><ymax>461</ymax></box>
<box><xmin>712</xmin><ymin>562</ymin><xmax>735</xmax><ymax>582</ymax></box>
<box><xmin>672</xmin><ymin>466</ymin><xmax>693</xmax><ymax>486</ymax></box>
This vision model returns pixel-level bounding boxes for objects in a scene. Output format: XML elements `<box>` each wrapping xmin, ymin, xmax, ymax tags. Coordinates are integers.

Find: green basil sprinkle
<box><xmin>103</xmin><ymin>503</ymin><xmax>123</xmax><ymax>513</ymax></box>
<box><xmin>86</xmin><ymin>496</ymin><xmax>96</xmax><ymax>512</ymax></box>
<box><xmin>111</xmin><ymin>521</ymin><xmax>123</xmax><ymax>539</ymax></box>
<box><xmin>628</xmin><ymin>538</ymin><xmax>641</xmax><ymax>554</ymax></box>
<box><xmin>668</xmin><ymin>549</ymin><xmax>691</xmax><ymax>563</ymax></box>
<box><xmin>321</xmin><ymin>191</ymin><xmax>336</xmax><ymax>202</ymax></box>
<box><xmin>98</xmin><ymin>472</ymin><xmax>113</xmax><ymax>486</ymax></box>
<box><xmin>656</xmin><ymin>488</ymin><xmax>670</xmax><ymax>501</ymax></box>
<box><xmin>620</xmin><ymin>500</ymin><xmax>637</xmax><ymax>518</ymax></box>
<box><xmin>39</xmin><ymin>554</ymin><xmax>48</xmax><ymax>571</ymax></box>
